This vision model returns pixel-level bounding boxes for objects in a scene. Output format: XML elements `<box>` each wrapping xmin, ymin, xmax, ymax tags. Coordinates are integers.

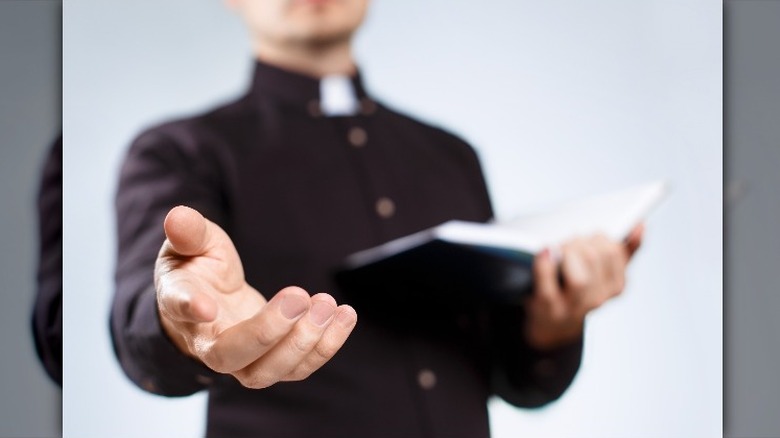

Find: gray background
<box><xmin>63</xmin><ymin>1</ymin><xmax>721</xmax><ymax>437</ymax></box>
<box><xmin>0</xmin><ymin>1</ymin><xmax>61</xmax><ymax>437</ymax></box>
<box><xmin>725</xmin><ymin>1</ymin><xmax>780</xmax><ymax>437</ymax></box>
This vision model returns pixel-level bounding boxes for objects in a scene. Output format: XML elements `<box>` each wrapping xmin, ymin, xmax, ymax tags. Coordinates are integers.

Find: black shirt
<box><xmin>112</xmin><ymin>61</ymin><xmax>583</xmax><ymax>438</ymax></box>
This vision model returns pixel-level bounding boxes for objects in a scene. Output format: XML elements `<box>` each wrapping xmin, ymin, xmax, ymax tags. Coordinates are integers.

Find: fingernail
<box><xmin>280</xmin><ymin>294</ymin><xmax>308</xmax><ymax>320</ymax></box>
<box><xmin>539</xmin><ymin>248</ymin><xmax>550</xmax><ymax>260</ymax></box>
<box><xmin>309</xmin><ymin>301</ymin><xmax>336</xmax><ymax>326</ymax></box>
<box><xmin>336</xmin><ymin>306</ymin><xmax>357</xmax><ymax>328</ymax></box>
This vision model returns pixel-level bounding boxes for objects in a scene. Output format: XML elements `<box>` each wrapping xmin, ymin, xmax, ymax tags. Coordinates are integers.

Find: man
<box><xmin>112</xmin><ymin>1</ymin><xmax>642</xmax><ymax>437</ymax></box>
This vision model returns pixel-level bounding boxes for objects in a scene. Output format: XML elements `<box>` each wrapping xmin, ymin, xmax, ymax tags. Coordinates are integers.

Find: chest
<box><xmin>224</xmin><ymin>112</ymin><xmax>486</xmax><ymax>277</ymax></box>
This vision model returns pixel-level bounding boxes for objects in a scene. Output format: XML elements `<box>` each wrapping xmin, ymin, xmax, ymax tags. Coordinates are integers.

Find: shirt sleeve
<box><xmin>486</xmin><ymin>303</ymin><xmax>583</xmax><ymax>408</ymax></box>
<box><xmin>111</xmin><ymin>126</ymin><xmax>227</xmax><ymax>396</ymax></box>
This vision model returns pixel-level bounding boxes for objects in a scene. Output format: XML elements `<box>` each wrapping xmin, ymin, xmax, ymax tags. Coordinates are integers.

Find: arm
<box><xmin>112</xmin><ymin>129</ymin><xmax>228</xmax><ymax>395</ymax></box>
<box><xmin>448</xmin><ymin>134</ymin><xmax>644</xmax><ymax>406</ymax></box>
<box><xmin>490</xmin><ymin>226</ymin><xmax>645</xmax><ymax>407</ymax></box>
<box><xmin>112</xmin><ymin>129</ymin><xmax>357</xmax><ymax>396</ymax></box>
<box><xmin>488</xmin><ymin>303</ymin><xmax>584</xmax><ymax>408</ymax></box>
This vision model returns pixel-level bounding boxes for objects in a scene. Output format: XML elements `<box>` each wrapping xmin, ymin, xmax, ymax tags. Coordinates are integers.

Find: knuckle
<box><xmin>313</xmin><ymin>339</ymin><xmax>339</xmax><ymax>362</ymax></box>
<box><xmin>288</xmin><ymin>330</ymin><xmax>318</xmax><ymax>355</ymax></box>
<box><xmin>566</xmin><ymin>276</ymin><xmax>588</xmax><ymax>292</ymax></box>
<box><xmin>582</xmin><ymin>248</ymin><xmax>598</xmax><ymax>266</ymax></box>
<box><xmin>251</xmin><ymin>325</ymin><xmax>280</xmax><ymax>350</ymax></box>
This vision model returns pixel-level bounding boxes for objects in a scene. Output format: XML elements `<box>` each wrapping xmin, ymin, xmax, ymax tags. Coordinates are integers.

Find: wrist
<box><xmin>157</xmin><ymin>305</ymin><xmax>198</xmax><ymax>359</ymax></box>
<box><xmin>524</xmin><ymin>317</ymin><xmax>584</xmax><ymax>350</ymax></box>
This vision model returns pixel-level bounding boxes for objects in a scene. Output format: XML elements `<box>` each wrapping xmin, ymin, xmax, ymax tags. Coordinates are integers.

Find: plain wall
<box><xmin>0</xmin><ymin>1</ymin><xmax>62</xmax><ymax>437</ymax></box>
<box><xmin>63</xmin><ymin>1</ymin><xmax>722</xmax><ymax>437</ymax></box>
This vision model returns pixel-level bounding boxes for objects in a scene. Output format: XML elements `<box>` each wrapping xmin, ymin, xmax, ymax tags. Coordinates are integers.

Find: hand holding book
<box><xmin>334</xmin><ymin>181</ymin><xmax>667</xmax><ymax>333</ymax></box>
<box><xmin>524</xmin><ymin>223</ymin><xmax>644</xmax><ymax>349</ymax></box>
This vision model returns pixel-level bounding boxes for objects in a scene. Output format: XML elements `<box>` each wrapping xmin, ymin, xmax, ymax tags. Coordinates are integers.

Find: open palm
<box><xmin>155</xmin><ymin>206</ymin><xmax>357</xmax><ymax>388</ymax></box>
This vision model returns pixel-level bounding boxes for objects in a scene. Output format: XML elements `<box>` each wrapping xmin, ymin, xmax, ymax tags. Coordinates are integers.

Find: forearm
<box><xmin>488</xmin><ymin>304</ymin><xmax>583</xmax><ymax>408</ymax></box>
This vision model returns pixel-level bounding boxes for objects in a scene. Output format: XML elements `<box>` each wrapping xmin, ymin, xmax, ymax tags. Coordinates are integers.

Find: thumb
<box><xmin>163</xmin><ymin>205</ymin><xmax>213</xmax><ymax>257</ymax></box>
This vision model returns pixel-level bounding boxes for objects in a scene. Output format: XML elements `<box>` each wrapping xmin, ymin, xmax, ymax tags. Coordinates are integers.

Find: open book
<box><xmin>334</xmin><ymin>180</ymin><xmax>669</xmax><ymax>305</ymax></box>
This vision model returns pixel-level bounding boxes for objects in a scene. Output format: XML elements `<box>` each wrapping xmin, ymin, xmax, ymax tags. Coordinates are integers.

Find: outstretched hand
<box><xmin>155</xmin><ymin>206</ymin><xmax>357</xmax><ymax>388</ymax></box>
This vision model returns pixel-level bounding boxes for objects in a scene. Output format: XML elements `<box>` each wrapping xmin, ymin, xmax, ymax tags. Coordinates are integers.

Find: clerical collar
<box><xmin>319</xmin><ymin>75</ymin><xmax>358</xmax><ymax>116</ymax></box>
<box><xmin>248</xmin><ymin>60</ymin><xmax>375</xmax><ymax>117</ymax></box>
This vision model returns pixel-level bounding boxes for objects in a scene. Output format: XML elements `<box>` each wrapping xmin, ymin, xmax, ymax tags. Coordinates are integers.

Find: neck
<box><xmin>255</xmin><ymin>39</ymin><xmax>356</xmax><ymax>79</ymax></box>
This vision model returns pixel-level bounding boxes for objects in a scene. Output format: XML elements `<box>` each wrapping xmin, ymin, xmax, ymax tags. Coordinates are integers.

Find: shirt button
<box><xmin>375</xmin><ymin>197</ymin><xmax>395</xmax><ymax>219</ymax></box>
<box><xmin>348</xmin><ymin>126</ymin><xmax>368</xmax><ymax>148</ymax></box>
<box><xmin>417</xmin><ymin>369</ymin><xmax>437</xmax><ymax>390</ymax></box>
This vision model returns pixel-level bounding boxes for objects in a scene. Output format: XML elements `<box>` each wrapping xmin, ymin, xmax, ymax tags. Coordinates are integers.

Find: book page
<box><xmin>501</xmin><ymin>180</ymin><xmax>669</xmax><ymax>246</ymax></box>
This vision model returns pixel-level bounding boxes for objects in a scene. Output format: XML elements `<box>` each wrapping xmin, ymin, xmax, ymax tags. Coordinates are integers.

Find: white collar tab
<box><xmin>319</xmin><ymin>75</ymin><xmax>359</xmax><ymax>117</ymax></box>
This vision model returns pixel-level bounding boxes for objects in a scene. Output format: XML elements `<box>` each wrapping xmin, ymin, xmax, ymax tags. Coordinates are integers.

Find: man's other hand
<box><xmin>524</xmin><ymin>224</ymin><xmax>644</xmax><ymax>349</ymax></box>
<box><xmin>154</xmin><ymin>205</ymin><xmax>358</xmax><ymax>389</ymax></box>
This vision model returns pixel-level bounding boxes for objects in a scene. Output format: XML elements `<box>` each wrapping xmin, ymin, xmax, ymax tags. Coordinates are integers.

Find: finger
<box><xmin>609</xmin><ymin>242</ymin><xmax>628</xmax><ymax>297</ymax></box>
<box><xmin>283</xmin><ymin>304</ymin><xmax>358</xmax><ymax>382</ymax></box>
<box><xmin>594</xmin><ymin>234</ymin><xmax>618</xmax><ymax>286</ymax></box>
<box><xmin>560</xmin><ymin>243</ymin><xmax>592</xmax><ymax>294</ymax></box>
<box><xmin>157</xmin><ymin>275</ymin><xmax>218</xmax><ymax>323</ymax></box>
<box><xmin>624</xmin><ymin>222</ymin><xmax>645</xmax><ymax>258</ymax></box>
<box><xmin>199</xmin><ymin>286</ymin><xmax>311</xmax><ymax>373</ymax></box>
<box><xmin>594</xmin><ymin>237</ymin><xmax>626</xmax><ymax>301</ymax></box>
<box><xmin>532</xmin><ymin>248</ymin><xmax>561</xmax><ymax>302</ymax></box>
<box><xmin>236</xmin><ymin>294</ymin><xmax>340</xmax><ymax>388</ymax></box>
<box><xmin>163</xmin><ymin>205</ymin><xmax>215</xmax><ymax>257</ymax></box>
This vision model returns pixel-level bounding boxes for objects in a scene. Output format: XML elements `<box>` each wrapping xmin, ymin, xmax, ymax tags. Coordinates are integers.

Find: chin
<box><xmin>292</xmin><ymin>0</ymin><xmax>342</xmax><ymax>11</ymax></box>
<box><xmin>290</xmin><ymin>4</ymin><xmax>362</xmax><ymax>38</ymax></box>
